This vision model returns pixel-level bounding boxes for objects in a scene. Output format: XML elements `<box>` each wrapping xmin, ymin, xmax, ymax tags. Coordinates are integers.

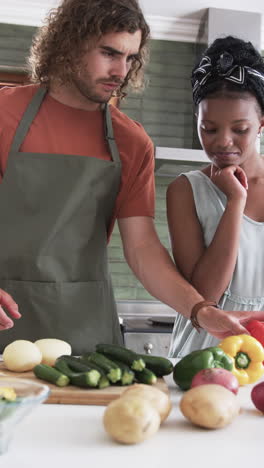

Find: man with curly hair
<box><xmin>0</xmin><ymin>0</ymin><xmax>254</xmax><ymax>353</ymax></box>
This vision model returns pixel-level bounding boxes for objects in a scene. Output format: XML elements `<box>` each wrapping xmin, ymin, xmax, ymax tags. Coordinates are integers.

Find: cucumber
<box><xmin>134</xmin><ymin>367</ymin><xmax>157</xmax><ymax>385</ymax></box>
<box><xmin>139</xmin><ymin>354</ymin><xmax>173</xmax><ymax>376</ymax></box>
<box><xmin>104</xmin><ymin>354</ymin><xmax>135</xmax><ymax>385</ymax></box>
<box><xmin>86</xmin><ymin>352</ymin><xmax>122</xmax><ymax>383</ymax></box>
<box><xmin>95</xmin><ymin>344</ymin><xmax>146</xmax><ymax>372</ymax></box>
<box><xmin>33</xmin><ymin>364</ymin><xmax>70</xmax><ymax>387</ymax></box>
<box><xmin>55</xmin><ymin>357</ymin><xmax>101</xmax><ymax>388</ymax></box>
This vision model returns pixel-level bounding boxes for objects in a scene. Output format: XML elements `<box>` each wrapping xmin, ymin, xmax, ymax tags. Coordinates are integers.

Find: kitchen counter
<box><xmin>117</xmin><ymin>300</ymin><xmax>176</xmax><ymax>319</ymax></box>
<box><xmin>1</xmin><ymin>369</ymin><xmax>263</xmax><ymax>468</ymax></box>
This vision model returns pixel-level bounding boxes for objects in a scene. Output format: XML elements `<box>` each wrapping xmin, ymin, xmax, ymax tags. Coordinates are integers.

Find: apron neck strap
<box><xmin>10</xmin><ymin>87</ymin><xmax>121</xmax><ymax>165</ymax></box>
<box><xmin>9</xmin><ymin>86</ymin><xmax>48</xmax><ymax>153</ymax></box>
<box><xmin>103</xmin><ymin>104</ymin><xmax>120</xmax><ymax>164</ymax></box>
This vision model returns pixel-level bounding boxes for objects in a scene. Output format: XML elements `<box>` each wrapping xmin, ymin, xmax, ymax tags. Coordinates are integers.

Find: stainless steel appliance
<box><xmin>117</xmin><ymin>301</ymin><xmax>175</xmax><ymax>357</ymax></box>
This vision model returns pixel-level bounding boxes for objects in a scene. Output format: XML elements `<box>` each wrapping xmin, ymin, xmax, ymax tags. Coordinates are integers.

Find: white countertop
<box><xmin>1</xmin><ymin>370</ymin><xmax>263</xmax><ymax>468</ymax></box>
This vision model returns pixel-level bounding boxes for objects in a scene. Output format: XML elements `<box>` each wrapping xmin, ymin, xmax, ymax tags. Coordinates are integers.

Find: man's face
<box><xmin>71</xmin><ymin>30</ymin><xmax>142</xmax><ymax>109</ymax></box>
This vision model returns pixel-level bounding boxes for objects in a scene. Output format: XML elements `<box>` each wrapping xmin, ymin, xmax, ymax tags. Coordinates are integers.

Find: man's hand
<box><xmin>198</xmin><ymin>306</ymin><xmax>264</xmax><ymax>340</ymax></box>
<box><xmin>0</xmin><ymin>289</ymin><xmax>21</xmax><ymax>330</ymax></box>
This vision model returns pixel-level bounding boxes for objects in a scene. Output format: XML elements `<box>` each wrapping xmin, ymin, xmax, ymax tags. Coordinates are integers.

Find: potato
<box><xmin>180</xmin><ymin>384</ymin><xmax>240</xmax><ymax>429</ymax></box>
<box><xmin>34</xmin><ymin>338</ymin><xmax>71</xmax><ymax>366</ymax></box>
<box><xmin>121</xmin><ymin>383</ymin><xmax>172</xmax><ymax>423</ymax></box>
<box><xmin>103</xmin><ymin>396</ymin><xmax>160</xmax><ymax>444</ymax></box>
<box><xmin>3</xmin><ymin>340</ymin><xmax>42</xmax><ymax>372</ymax></box>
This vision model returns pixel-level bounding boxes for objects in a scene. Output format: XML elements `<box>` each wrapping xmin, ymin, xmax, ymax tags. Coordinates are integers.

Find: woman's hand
<box><xmin>0</xmin><ymin>289</ymin><xmax>21</xmax><ymax>330</ymax></box>
<box><xmin>210</xmin><ymin>164</ymin><xmax>248</xmax><ymax>204</ymax></box>
<box><xmin>197</xmin><ymin>305</ymin><xmax>264</xmax><ymax>340</ymax></box>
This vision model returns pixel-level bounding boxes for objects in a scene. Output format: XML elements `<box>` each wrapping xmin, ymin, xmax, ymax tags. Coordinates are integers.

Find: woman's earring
<box><xmin>258</xmin><ymin>127</ymin><xmax>263</xmax><ymax>138</ymax></box>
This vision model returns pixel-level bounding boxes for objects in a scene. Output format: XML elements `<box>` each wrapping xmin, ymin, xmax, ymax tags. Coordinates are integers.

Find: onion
<box><xmin>251</xmin><ymin>381</ymin><xmax>264</xmax><ymax>413</ymax></box>
<box><xmin>190</xmin><ymin>368</ymin><xmax>239</xmax><ymax>395</ymax></box>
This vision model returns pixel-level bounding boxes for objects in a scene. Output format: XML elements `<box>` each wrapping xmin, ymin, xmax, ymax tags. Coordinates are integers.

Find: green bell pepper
<box><xmin>173</xmin><ymin>347</ymin><xmax>233</xmax><ymax>390</ymax></box>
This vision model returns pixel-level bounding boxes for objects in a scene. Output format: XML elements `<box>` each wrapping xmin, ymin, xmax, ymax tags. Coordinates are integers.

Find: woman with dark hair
<box><xmin>167</xmin><ymin>36</ymin><xmax>264</xmax><ymax>357</ymax></box>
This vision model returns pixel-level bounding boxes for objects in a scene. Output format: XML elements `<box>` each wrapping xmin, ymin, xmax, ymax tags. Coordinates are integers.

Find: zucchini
<box><xmin>79</xmin><ymin>355</ymin><xmax>111</xmax><ymax>388</ymax></box>
<box><xmin>33</xmin><ymin>364</ymin><xmax>70</xmax><ymax>387</ymax></box>
<box><xmin>55</xmin><ymin>357</ymin><xmax>101</xmax><ymax>388</ymax></box>
<box><xmin>95</xmin><ymin>344</ymin><xmax>146</xmax><ymax>372</ymax></box>
<box><xmin>98</xmin><ymin>375</ymin><xmax>111</xmax><ymax>389</ymax></box>
<box><xmin>104</xmin><ymin>354</ymin><xmax>135</xmax><ymax>385</ymax></box>
<box><xmin>134</xmin><ymin>367</ymin><xmax>157</xmax><ymax>385</ymax></box>
<box><xmin>80</xmin><ymin>355</ymin><xmax>111</xmax><ymax>388</ymax></box>
<box><xmin>58</xmin><ymin>355</ymin><xmax>98</xmax><ymax>373</ymax></box>
<box><xmin>86</xmin><ymin>352</ymin><xmax>122</xmax><ymax>383</ymax></box>
<box><xmin>139</xmin><ymin>354</ymin><xmax>173</xmax><ymax>376</ymax></box>
<box><xmin>80</xmin><ymin>355</ymin><xmax>106</xmax><ymax>373</ymax></box>
<box><xmin>69</xmin><ymin>372</ymin><xmax>101</xmax><ymax>388</ymax></box>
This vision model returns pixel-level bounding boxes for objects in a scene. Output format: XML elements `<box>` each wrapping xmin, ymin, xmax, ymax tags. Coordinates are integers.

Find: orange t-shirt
<box><xmin>0</xmin><ymin>84</ymin><xmax>155</xmax><ymax>239</ymax></box>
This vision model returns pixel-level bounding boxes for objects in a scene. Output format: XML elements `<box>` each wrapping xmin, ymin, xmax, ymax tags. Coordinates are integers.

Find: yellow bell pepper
<box><xmin>219</xmin><ymin>334</ymin><xmax>264</xmax><ymax>385</ymax></box>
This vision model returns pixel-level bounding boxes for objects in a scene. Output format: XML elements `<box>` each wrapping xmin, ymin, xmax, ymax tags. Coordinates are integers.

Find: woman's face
<box><xmin>197</xmin><ymin>94</ymin><xmax>264</xmax><ymax>169</ymax></box>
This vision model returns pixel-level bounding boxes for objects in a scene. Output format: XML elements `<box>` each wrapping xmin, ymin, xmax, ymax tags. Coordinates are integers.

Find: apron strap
<box><xmin>10</xmin><ymin>88</ymin><xmax>121</xmax><ymax>165</ymax></box>
<box><xmin>104</xmin><ymin>104</ymin><xmax>120</xmax><ymax>164</ymax></box>
<box><xmin>9</xmin><ymin>87</ymin><xmax>48</xmax><ymax>153</ymax></box>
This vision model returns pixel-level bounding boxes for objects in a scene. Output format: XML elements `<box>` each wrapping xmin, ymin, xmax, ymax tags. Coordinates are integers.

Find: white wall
<box><xmin>1</xmin><ymin>0</ymin><xmax>264</xmax><ymax>27</ymax></box>
<box><xmin>141</xmin><ymin>0</ymin><xmax>264</xmax><ymax>17</ymax></box>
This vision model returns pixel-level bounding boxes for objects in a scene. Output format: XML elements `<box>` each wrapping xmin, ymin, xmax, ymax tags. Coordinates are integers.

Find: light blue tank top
<box><xmin>169</xmin><ymin>170</ymin><xmax>264</xmax><ymax>358</ymax></box>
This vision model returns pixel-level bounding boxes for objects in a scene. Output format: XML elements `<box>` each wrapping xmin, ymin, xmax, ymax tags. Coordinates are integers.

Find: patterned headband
<box><xmin>192</xmin><ymin>51</ymin><xmax>264</xmax><ymax>104</ymax></box>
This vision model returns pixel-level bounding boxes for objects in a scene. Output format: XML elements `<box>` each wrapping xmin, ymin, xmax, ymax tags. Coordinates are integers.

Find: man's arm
<box><xmin>118</xmin><ymin>216</ymin><xmax>204</xmax><ymax>316</ymax></box>
<box><xmin>118</xmin><ymin>216</ymin><xmax>264</xmax><ymax>339</ymax></box>
<box><xmin>0</xmin><ymin>290</ymin><xmax>20</xmax><ymax>330</ymax></box>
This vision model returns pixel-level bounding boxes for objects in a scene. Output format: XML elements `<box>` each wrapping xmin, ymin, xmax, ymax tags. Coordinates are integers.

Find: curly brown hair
<box><xmin>27</xmin><ymin>0</ymin><xmax>150</xmax><ymax>97</ymax></box>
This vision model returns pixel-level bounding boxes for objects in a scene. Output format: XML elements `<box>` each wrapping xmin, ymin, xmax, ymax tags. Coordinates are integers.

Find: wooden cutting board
<box><xmin>0</xmin><ymin>363</ymin><xmax>169</xmax><ymax>406</ymax></box>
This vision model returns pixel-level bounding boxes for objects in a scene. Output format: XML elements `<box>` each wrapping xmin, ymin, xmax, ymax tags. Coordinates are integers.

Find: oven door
<box><xmin>123</xmin><ymin>331</ymin><xmax>172</xmax><ymax>357</ymax></box>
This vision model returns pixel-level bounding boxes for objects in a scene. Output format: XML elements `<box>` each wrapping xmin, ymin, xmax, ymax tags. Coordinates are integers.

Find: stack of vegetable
<box><xmin>3</xmin><ymin>339</ymin><xmax>72</xmax><ymax>372</ymax></box>
<box><xmin>33</xmin><ymin>343</ymin><xmax>174</xmax><ymax>389</ymax></box>
<box><xmin>2</xmin><ymin>339</ymin><xmax>173</xmax><ymax>390</ymax></box>
<box><xmin>103</xmin><ymin>383</ymin><xmax>172</xmax><ymax>444</ymax></box>
<box><xmin>173</xmin><ymin>333</ymin><xmax>264</xmax><ymax>429</ymax></box>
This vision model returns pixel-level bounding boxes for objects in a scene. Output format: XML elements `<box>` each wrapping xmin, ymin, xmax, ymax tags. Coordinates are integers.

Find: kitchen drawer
<box><xmin>123</xmin><ymin>332</ymin><xmax>171</xmax><ymax>357</ymax></box>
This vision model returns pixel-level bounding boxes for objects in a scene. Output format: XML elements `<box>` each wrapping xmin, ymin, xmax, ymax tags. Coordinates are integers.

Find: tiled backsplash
<box><xmin>120</xmin><ymin>40</ymin><xmax>198</xmax><ymax>150</ymax></box>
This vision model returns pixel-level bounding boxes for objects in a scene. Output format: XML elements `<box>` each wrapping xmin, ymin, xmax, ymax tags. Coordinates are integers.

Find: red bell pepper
<box><xmin>245</xmin><ymin>320</ymin><xmax>264</xmax><ymax>363</ymax></box>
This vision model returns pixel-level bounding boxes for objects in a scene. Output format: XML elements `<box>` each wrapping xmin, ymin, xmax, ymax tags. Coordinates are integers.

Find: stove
<box><xmin>121</xmin><ymin>316</ymin><xmax>174</xmax><ymax>357</ymax></box>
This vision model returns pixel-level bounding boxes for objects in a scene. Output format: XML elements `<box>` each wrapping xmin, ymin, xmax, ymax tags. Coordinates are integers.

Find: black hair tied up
<box><xmin>191</xmin><ymin>35</ymin><xmax>264</xmax><ymax>112</ymax></box>
<box><xmin>217</xmin><ymin>51</ymin><xmax>234</xmax><ymax>74</ymax></box>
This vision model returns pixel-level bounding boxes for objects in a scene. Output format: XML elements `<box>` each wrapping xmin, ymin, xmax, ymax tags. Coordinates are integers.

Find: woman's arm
<box><xmin>166</xmin><ymin>167</ymin><xmax>246</xmax><ymax>303</ymax></box>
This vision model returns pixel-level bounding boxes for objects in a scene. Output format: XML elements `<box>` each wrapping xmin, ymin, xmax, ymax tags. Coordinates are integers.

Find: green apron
<box><xmin>0</xmin><ymin>86</ymin><xmax>123</xmax><ymax>354</ymax></box>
